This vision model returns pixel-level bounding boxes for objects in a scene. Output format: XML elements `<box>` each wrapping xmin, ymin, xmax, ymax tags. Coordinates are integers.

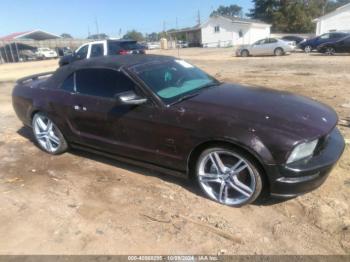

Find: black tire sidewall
<box><xmin>195</xmin><ymin>146</ymin><xmax>263</xmax><ymax>207</ymax></box>
<box><xmin>32</xmin><ymin>112</ymin><xmax>68</xmax><ymax>155</ymax></box>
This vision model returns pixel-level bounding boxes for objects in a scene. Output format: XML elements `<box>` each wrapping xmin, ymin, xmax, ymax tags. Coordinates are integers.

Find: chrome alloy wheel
<box><xmin>198</xmin><ymin>150</ymin><xmax>256</xmax><ymax>206</ymax></box>
<box><xmin>325</xmin><ymin>47</ymin><xmax>335</xmax><ymax>56</ymax></box>
<box><xmin>304</xmin><ymin>45</ymin><xmax>312</xmax><ymax>53</ymax></box>
<box><xmin>33</xmin><ymin>114</ymin><xmax>61</xmax><ymax>153</ymax></box>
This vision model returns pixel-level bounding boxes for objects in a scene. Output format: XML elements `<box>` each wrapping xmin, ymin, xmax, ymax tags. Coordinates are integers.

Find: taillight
<box><xmin>118</xmin><ymin>50</ymin><xmax>129</xmax><ymax>55</ymax></box>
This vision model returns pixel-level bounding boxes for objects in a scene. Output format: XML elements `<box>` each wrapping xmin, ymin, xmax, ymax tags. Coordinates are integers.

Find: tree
<box><xmin>122</xmin><ymin>30</ymin><xmax>145</xmax><ymax>42</ymax></box>
<box><xmin>248</xmin><ymin>0</ymin><xmax>280</xmax><ymax>24</ymax></box>
<box><xmin>210</xmin><ymin>4</ymin><xmax>243</xmax><ymax>17</ymax></box>
<box><xmin>248</xmin><ymin>0</ymin><xmax>350</xmax><ymax>33</ymax></box>
<box><xmin>60</xmin><ymin>33</ymin><xmax>73</xmax><ymax>38</ymax></box>
<box><xmin>273</xmin><ymin>2</ymin><xmax>315</xmax><ymax>33</ymax></box>
<box><xmin>145</xmin><ymin>32</ymin><xmax>159</xmax><ymax>42</ymax></box>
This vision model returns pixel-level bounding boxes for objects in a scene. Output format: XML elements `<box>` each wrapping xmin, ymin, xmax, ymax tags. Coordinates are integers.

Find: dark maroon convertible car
<box><xmin>12</xmin><ymin>55</ymin><xmax>345</xmax><ymax>207</ymax></box>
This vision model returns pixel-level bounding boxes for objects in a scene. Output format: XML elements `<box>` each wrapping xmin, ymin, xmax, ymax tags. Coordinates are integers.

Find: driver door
<box><xmin>67</xmin><ymin>68</ymin><xmax>161</xmax><ymax>163</ymax></box>
<box><xmin>250</xmin><ymin>39</ymin><xmax>268</xmax><ymax>55</ymax></box>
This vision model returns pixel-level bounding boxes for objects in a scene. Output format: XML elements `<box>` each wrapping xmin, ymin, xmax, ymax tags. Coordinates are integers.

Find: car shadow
<box><xmin>309</xmin><ymin>53</ymin><xmax>350</xmax><ymax>57</ymax></box>
<box><xmin>16</xmin><ymin>126</ymin><xmax>201</xmax><ymax>196</ymax></box>
<box><xmin>17</xmin><ymin>126</ymin><xmax>291</xmax><ymax>207</ymax></box>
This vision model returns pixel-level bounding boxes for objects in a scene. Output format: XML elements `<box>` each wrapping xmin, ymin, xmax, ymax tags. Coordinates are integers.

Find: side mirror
<box><xmin>117</xmin><ymin>91</ymin><xmax>147</xmax><ymax>105</ymax></box>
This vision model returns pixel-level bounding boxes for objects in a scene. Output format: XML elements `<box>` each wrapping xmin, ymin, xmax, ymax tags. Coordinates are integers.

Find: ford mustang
<box><xmin>12</xmin><ymin>55</ymin><xmax>345</xmax><ymax>207</ymax></box>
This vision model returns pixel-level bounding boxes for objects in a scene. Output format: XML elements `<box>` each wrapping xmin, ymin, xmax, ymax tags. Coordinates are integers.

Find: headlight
<box><xmin>287</xmin><ymin>139</ymin><xmax>318</xmax><ymax>164</ymax></box>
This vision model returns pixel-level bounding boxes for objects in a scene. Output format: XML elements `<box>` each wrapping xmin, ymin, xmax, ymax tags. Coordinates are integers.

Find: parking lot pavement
<box><xmin>0</xmin><ymin>50</ymin><xmax>349</xmax><ymax>254</ymax></box>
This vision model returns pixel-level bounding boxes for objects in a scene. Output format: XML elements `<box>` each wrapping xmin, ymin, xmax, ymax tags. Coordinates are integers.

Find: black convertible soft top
<box><xmin>46</xmin><ymin>54</ymin><xmax>174</xmax><ymax>88</ymax></box>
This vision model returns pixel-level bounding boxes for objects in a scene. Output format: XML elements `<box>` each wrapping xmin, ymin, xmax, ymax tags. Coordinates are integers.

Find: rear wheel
<box><xmin>32</xmin><ymin>112</ymin><xmax>68</xmax><ymax>154</ymax></box>
<box><xmin>274</xmin><ymin>48</ymin><xmax>284</xmax><ymax>56</ymax></box>
<box><xmin>241</xmin><ymin>50</ymin><xmax>249</xmax><ymax>57</ymax></box>
<box><xmin>325</xmin><ymin>47</ymin><xmax>335</xmax><ymax>56</ymax></box>
<box><xmin>195</xmin><ymin>147</ymin><xmax>263</xmax><ymax>207</ymax></box>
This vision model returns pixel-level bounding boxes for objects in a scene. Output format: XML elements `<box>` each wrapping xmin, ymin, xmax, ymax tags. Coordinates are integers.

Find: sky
<box><xmin>0</xmin><ymin>0</ymin><xmax>252</xmax><ymax>38</ymax></box>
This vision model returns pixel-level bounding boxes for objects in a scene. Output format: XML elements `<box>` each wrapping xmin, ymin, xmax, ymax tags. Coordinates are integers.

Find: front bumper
<box><xmin>266</xmin><ymin>128</ymin><xmax>345</xmax><ymax>198</ymax></box>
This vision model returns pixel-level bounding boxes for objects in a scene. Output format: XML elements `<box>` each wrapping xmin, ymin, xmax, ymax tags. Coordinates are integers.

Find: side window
<box><xmin>90</xmin><ymin>44</ymin><xmax>104</xmax><ymax>57</ymax></box>
<box><xmin>320</xmin><ymin>34</ymin><xmax>330</xmax><ymax>39</ymax></box>
<box><xmin>334</xmin><ymin>33</ymin><xmax>346</xmax><ymax>38</ymax></box>
<box><xmin>76</xmin><ymin>45</ymin><xmax>88</xmax><ymax>59</ymax></box>
<box><xmin>214</xmin><ymin>26</ymin><xmax>220</xmax><ymax>33</ymax></box>
<box><xmin>60</xmin><ymin>74</ymin><xmax>75</xmax><ymax>92</ymax></box>
<box><xmin>268</xmin><ymin>38</ymin><xmax>278</xmax><ymax>43</ymax></box>
<box><xmin>76</xmin><ymin>69</ymin><xmax>135</xmax><ymax>98</ymax></box>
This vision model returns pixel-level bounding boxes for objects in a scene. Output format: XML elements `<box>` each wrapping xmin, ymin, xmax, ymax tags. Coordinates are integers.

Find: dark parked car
<box><xmin>281</xmin><ymin>35</ymin><xmax>305</xmax><ymax>45</ymax></box>
<box><xmin>59</xmin><ymin>39</ymin><xmax>145</xmax><ymax>67</ymax></box>
<box><xmin>56</xmin><ymin>47</ymin><xmax>73</xmax><ymax>57</ymax></box>
<box><xmin>12</xmin><ymin>55</ymin><xmax>345</xmax><ymax>207</ymax></box>
<box><xmin>18</xmin><ymin>50</ymin><xmax>38</xmax><ymax>61</ymax></box>
<box><xmin>298</xmin><ymin>32</ymin><xmax>349</xmax><ymax>52</ymax></box>
<box><xmin>317</xmin><ymin>35</ymin><xmax>350</xmax><ymax>55</ymax></box>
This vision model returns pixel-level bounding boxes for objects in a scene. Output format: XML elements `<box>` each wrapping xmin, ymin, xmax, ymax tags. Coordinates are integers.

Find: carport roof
<box><xmin>0</xmin><ymin>30</ymin><xmax>60</xmax><ymax>41</ymax></box>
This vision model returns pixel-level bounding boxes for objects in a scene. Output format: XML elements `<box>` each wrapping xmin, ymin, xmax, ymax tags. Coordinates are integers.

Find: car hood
<box><xmin>180</xmin><ymin>83</ymin><xmax>338</xmax><ymax>141</ymax></box>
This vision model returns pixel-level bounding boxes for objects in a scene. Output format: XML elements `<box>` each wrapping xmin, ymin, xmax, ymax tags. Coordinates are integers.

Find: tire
<box><xmin>304</xmin><ymin>45</ymin><xmax>312</xmax><ymax>53</ymax></box>
<box><xmin>274</xmin><ymin>48</ymin><xmax>284</xmax><ymax>56</ymax></box>
<box><xmin>241</xmin><ymin>49</ymin><xmax>249</xmax><ymax>57</ymax></box>
<box><xmin>325</xmin><ymin>47</ymin><xmax>335</xmax><ymax>56</ymax></box>
<box><xmin>32</xmin><ymin>112</ymin><xmax>68</xmax><ymax>155</ymax></box>
<box><xmin>195</xmin><ymin>146</ymin><xmax>263</xmax><ymax>207</ymax></box>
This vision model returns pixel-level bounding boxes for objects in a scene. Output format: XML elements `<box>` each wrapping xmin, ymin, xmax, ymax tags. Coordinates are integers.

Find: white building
<box><xmin>314</xmin><ymin>3</ymin><xmax>350</xmax><ymax>36</ymax></box>
<box><xmin>170</xmin><ymin>15</ymin><xmax>271</xmax><ymax>47</ymax></box>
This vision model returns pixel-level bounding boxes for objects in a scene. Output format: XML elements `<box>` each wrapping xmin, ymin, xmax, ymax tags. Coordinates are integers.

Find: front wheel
<box><xmin>32</xmin><ymin>112</ymin><xmax>68</xmax><ymax>154</ymax></box>
<box><xmin>274</xmin><ymin>48</ymin><xmax>284</xmax><ymax>56</ymax></box>
<box><xmin>195</xmin><ymin>147</ymin><xmax>263</xmax><ymax>207</ymax></box>
<box><xmin>241</xmin><ymin>50</ymin><xmax>249</xmax><ymax>57</ymax></box>
<box><xmin>304</xmin><ymin>45</ymin><xmax>312</xmax><ymax>53</ymax></box>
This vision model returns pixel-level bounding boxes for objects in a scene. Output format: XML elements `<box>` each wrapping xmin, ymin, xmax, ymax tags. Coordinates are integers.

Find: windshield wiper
<box><xmin>170</xmin><ymin>92</ymin><xmax>201</xmax><ymax>105</ymax></box>
<box><xmin>169</xmin><ymin>81</ymin><xmax>221</xmax><ymax>106</ymax></box>
<box><xmin>198</xmin><ymin>82</ymin><xmax>221</xmax><ymax>90</ymax></box>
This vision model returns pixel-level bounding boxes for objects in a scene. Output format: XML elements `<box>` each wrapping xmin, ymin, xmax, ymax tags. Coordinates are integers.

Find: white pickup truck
<box><xmin>59</xmin><ymin>39</ymin><xmax>145</xmax><ymax>67</ymax></box>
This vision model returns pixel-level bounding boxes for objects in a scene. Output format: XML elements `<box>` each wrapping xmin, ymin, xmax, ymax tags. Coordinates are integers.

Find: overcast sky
<box><xmin>0</xmin><ymin>0</ymin><xmax>253</xmax><ymax>38</ymax></box>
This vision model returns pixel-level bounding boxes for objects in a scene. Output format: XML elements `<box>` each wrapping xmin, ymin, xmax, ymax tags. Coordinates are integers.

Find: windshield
<box><xmin>130</xmin><ymin>59</ymin><xmax>219</xmax><ymax>104</ymax></box>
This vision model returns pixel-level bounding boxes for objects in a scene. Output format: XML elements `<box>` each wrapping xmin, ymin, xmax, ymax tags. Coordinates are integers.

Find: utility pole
<box><xmin>95</xmin><ymin>17</ymin><xmax>100</xmax><ymax>39</ymax></box>
<box><xmin>322</xmin><ymin>0</ymin><xmax>329</xmax><ymax>15</ymax></box>
<box><xmin>163</xmin><ymin>21</ymin><xmax>166</xmax><ymax>33</ymax></box>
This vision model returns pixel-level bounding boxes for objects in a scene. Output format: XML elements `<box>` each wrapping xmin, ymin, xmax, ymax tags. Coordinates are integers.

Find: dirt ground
<box><xmin>0</xmin><ymin>49</ymin><xmax>349</xmax><ymax>255</ymax></box>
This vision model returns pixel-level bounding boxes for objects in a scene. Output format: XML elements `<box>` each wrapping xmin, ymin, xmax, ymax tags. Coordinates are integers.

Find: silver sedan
<box><xmin>236</xmin><ymin>38</ymin><xmax>295</xmax><ymax>57</ymax></box>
